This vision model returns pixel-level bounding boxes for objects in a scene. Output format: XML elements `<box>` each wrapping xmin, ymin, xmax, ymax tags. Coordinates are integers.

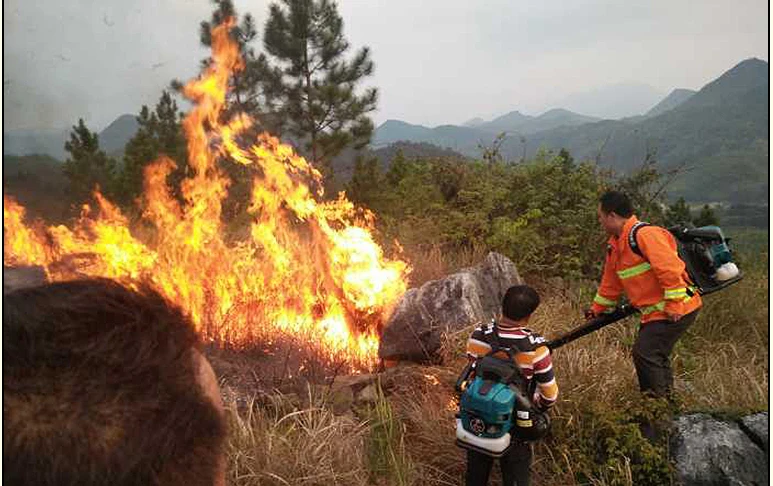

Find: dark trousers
<box><xmin>465</xmin><ymin>440</ymin><xmax>532</xmax><ymax>486</ymax></box>
<box><xmin>632</xmin><ymin>309</ymin><xmax>699</xmax><ymax>397</ymax></box>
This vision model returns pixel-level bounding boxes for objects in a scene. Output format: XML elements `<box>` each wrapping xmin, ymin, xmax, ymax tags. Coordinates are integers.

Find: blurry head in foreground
<box><xmin>3</xmin><ymin>278</ymin><xmax>227</xmax><ymax>486</ymax></box>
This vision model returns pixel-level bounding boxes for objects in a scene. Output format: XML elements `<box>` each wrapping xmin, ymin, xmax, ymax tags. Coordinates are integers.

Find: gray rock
<box><xmin>357</xmin><ymin>384</ymin><xmax>379</xmax><ymax>404</ymax></box>
<box><xmin>378</xmin><ymin>252</ymin><xmax>522</xmax><ymax>361</ymax></box>
<box><xmin>330</xmin><ymin>374</ymin><xmax>377</xmax><ymax>394</ymax></box>
<box><xmin>672</xmin><ymin>413</ymin><xmax>768</xmax><ymax>486</ymax></box>
<box><xmin>740</xmin><ymin>412</ymin><xmax>769</xmax><ymax>453</ymax></box>
<box><xmin>3</xmin><ymin>265</ymin><xmax>48</xmax><ymax>294</ymax></box>
<box><xmin>466</xmin><ymin>252</ymin><xmax>523</xmax><ymax>315</ymax></box>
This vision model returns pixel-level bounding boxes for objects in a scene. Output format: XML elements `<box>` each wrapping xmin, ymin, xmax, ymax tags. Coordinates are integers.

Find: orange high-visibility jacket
<box><xmin>591</xmin><ymin>216</ymin><xmax>702</xmax><ymax>323</ymax></box>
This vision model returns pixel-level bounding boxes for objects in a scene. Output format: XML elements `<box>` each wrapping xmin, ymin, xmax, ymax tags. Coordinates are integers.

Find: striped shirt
<box><xmin>466</xmin><ymin>320</ymin><xmax>559</xmax><ymax>409</ymax></box>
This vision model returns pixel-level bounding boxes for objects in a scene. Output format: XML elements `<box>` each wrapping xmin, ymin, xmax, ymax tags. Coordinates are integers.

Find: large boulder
<box><xmin>672</xmin><ymin>413</ymin><xmax>768</xmax><ymax>486</ymax></box>
<box><xmin>740</xmin><ymin>412</ymin><xmax>769</xmax><ymax>453</ymax></box>
<box><xmin>379</xmin><ymin>252</ymin><xmax>522</xmax><ymax>362</ymax></box>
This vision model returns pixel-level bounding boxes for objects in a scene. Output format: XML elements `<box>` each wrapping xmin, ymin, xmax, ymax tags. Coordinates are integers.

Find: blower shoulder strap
<box><xmin>490</xmin><ymin>321</ymin><xmax>529</xmax><ymax>387</ymax></box>
<box><xmin>487</xmin><ymin>321</ymin><xmax>517</xmax><ymax>361</ymax></box>
<box><xmin>628</xmin><ymin>221</ymin><xmax>651</xmax><ymax>258</ymax></box>
<box><xmin>488</xmin><ymin>321</ymin><xmax>503</xmax><ymax>352</ymax></box>
<box><xmin>629</xmin><ymin>221</ymin><xmax>698</xmax><ymax>295</ymax></box>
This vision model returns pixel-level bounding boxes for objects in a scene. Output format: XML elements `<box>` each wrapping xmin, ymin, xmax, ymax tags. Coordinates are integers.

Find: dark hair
<box><xmin>599</xmin><ymin>191</ymin><xmax>634</xmax><ymax>218</ymax></box>
<box><xmin>502</xmin><ymin>285</ymin><xmax>541</xmax><ymax>321</ymax></box>
<box><xmin>3</xmin><ymin>278</ymin><xmax>226</xmax><ymax>486</ymax></box>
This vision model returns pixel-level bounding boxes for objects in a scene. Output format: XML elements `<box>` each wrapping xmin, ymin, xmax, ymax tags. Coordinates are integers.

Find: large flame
<box><xmin>3</xmin><ymin>19</ymin><xmax>409</xmax><ymax>371</ymax></box>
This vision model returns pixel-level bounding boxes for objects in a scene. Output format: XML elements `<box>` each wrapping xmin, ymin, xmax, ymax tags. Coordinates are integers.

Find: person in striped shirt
<box><xmin>464</xmin><ymin>285</ymin><xmax>558</xmax><ymax>486</ymax></box>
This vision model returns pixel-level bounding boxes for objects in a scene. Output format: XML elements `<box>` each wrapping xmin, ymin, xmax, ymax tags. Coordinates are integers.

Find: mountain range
<box><xmin>3</xmin><ymin>114</ymin><xmax>138</xmax><ymax>160</ymax></box>
<box><xmin>373</xmin><ymin>108</ymin><xmax>602</xmax><ymax>152</ymax></box>
<box><xmin>2</xmin><ymin>58</ymin><xmax>768</xmax><ymax>205</ymax></box>
<box><xmin>373</xmin><ymin>58</ymin><xmax>768</xmax><ymax>203</ymax></box>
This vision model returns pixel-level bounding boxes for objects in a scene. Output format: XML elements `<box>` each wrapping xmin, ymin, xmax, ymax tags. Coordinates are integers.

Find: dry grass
<box><xmin>673</xmin><ymin>264</ymin><xmax>769</xmax><ymax>413</ymax></box>
<box><xmin>224</xmin><ymin>250</ymin><xmax>768</xmax><ymax>486</ymax></box>
<box><xmin>386</xmin><ymin>365</ymin><xmax>466</xmax><ymax>486</ymax></box>
<box><xmin>403</xmin><ymin>243</ymin><xmax>489</xmax><ymax>287</ymax></box>
<box><xmin>226</xmin><ymin>389</ymin><xmax>370</xmax><ymax>486</ymax></box>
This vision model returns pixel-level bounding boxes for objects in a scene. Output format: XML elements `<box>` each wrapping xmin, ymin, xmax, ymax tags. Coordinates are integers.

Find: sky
<box><xmin>3</xmin><ymin>0</ymin><xmax>769</xmax><ymax>132</ymax></box>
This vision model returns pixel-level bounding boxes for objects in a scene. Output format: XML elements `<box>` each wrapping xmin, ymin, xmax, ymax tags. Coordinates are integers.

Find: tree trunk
<box><xmin>303</xmin><ymin>39</ymin><xmax>318</xmax><ymax>165</ymax></box>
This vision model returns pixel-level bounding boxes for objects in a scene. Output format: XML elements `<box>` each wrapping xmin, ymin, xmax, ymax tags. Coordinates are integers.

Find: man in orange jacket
<box><xmin>588</xmin><ymin>191</ymin><xmax>701</xmax><ymax>397</ymax></box>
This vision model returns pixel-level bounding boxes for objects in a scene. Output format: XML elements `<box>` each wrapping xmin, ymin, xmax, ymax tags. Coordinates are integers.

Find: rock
<box><xmin>3</xmin><ymin>265</ymin><xmax>47</xmax><ymax>294</ymax></box>
<box><xmin>739</xmin><ymin>412</ymin><xmax>769</xmax><ymax>452</ymax></box>
<box><xmin>357</xmin><ymin>384</ymin><xmax>379</xmax><ymax>403</ymax></box>
<box><xmin>328</xmin><ymin>374</ymin><xmax>376</xmax><ymax>413</ymax></box>
<box><xmin>330</xmin><ymin>374</ymin><xmax>377</xmax><ymax>394</ymax></box>
<box><xmin>672</xmin><ymin>413</ymin><xmax>768</xmax><ymax>486</ymax></box>
<box><xmin>379</xmin><ymin>252</ymin><xmax>522</xmax><ymax>362</ymax></box>
<box><xmin>466</xmin><ymin>252</ymin><xmax>523</xmax><ymax>314</ymax></box>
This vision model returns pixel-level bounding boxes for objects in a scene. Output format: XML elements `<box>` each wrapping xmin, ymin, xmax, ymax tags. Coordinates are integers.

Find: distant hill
<box><xmin>373</xmin><ymin>108</ymin><xmax>600</xmax><ymax>156</ymax></box>
<box><xmin>503</xmin><ymin>58</ymin><xmax>768</xmax><ymax>203</ymax></box>
<box><xmin>477</xmin><ymin>108</ymin><xmax>600</xmax><ymax>134</ymax></box>
<box><xmin>374</xmin><ymin>120</ymin><xmax>436</xmax><ymax>144</ymax></box>
<box><xmin>372</xmin><ymin>120</ymin><xmax>491</xmax><ymax>156</ymax></box>
<box><xmin>462</xmin><ymin>117</ymin><xmax>486</xmax><ymax>127</ymax></box>
<box><xmin>554</xmin><ymin>82</ymin><xmax>666</xmax><ymax>119</ymax></box>
<box><xmin>370</xmin><ymin>141</ymin><xmax>467</xmax><ymax>166</ymax></box>
<box><xmin>3</xmin><ymin>114</ymin><xmax>139</xmax><ymax>159</ymax></box>
<box><xmin>482</xmin><ymin>110</ymin><xmax>532</xmax><ymax>132</ymax></box>
<box><xmin>99</xmin><ymin>114</ymin><xmax>139</xmax><ymax>155</ymax></box>
<box><xmin>682</xmin><ymin>58</ymin><xmax>768</xmax><ymax>107</ymax></box>
<box><xmin>645</xmin><ymin>89</ymin><xmax>696</xmax><ymax>117</ymax></box>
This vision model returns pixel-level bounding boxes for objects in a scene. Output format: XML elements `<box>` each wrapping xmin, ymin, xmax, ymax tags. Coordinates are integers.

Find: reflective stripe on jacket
<box><xmin>591</xmin><ymin>216</ymin><xmax>702</xmax><ymax>323</ymax></box>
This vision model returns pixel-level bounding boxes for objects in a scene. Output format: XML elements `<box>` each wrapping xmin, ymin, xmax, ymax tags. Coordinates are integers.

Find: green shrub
<box><xmin>350</xmin><ymin>149</ymin><xmax>615</xmax><ymax>277</ymax></box>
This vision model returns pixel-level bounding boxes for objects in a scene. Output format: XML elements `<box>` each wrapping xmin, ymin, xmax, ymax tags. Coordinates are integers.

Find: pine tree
<box><xmin>175</xmin><ymin>0</ymin><xmax>284</xmax><ymax>135</ymax></box>
<box><xmin>173</xmin><ymin>0</ymin><xmax>292</xmax><ymax>221</ymax></box>
<box><xmin>385</xmin><ymin>149</ymin><xmax>409</xmax><ymax>187</ymax></box>
<box><xmin>557</xmin><ymin>148</ymin><xmax>575</xmax><ymax>172</ymax></box>
<box><xmin>63</xmin><ymin>119</ymin><xmax>118</xmax><ymax>205</ymax></box>
<box><xmin>119</xmin><ymin>91</ymin><xmax>188</xmax><ymax>206</ymax></box>
<box><xmin>694</xmin><ymin>204</ymin><xmax>720</xmax><ymax>227</ymax></box>
<box><xmin>665</xmin><ymin>197</ymin><xmax>693</xmax><ymax>226</ymax></box>
<box><xmin>346</xmin><ymin>154</ymin><xmax>382</xmax><ymax>208</ymax></box>
<box><xmin>263</xmin><ymin>0</ymin><xmax>378</xmax><ymax>180</ymax></box>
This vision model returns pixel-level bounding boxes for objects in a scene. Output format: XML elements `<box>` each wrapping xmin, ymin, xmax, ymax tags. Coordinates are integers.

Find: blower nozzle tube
<box><xmin>546</xmin><ymin>304</ymin><xmax>637</xmax><ymax>351</ymax></box>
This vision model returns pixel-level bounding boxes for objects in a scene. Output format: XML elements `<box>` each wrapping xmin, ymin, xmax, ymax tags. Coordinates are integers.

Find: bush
<box><xmin>349</xmin><ymin>149</ymin><xmax>613</xmax><ymax>278</ymax></box>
